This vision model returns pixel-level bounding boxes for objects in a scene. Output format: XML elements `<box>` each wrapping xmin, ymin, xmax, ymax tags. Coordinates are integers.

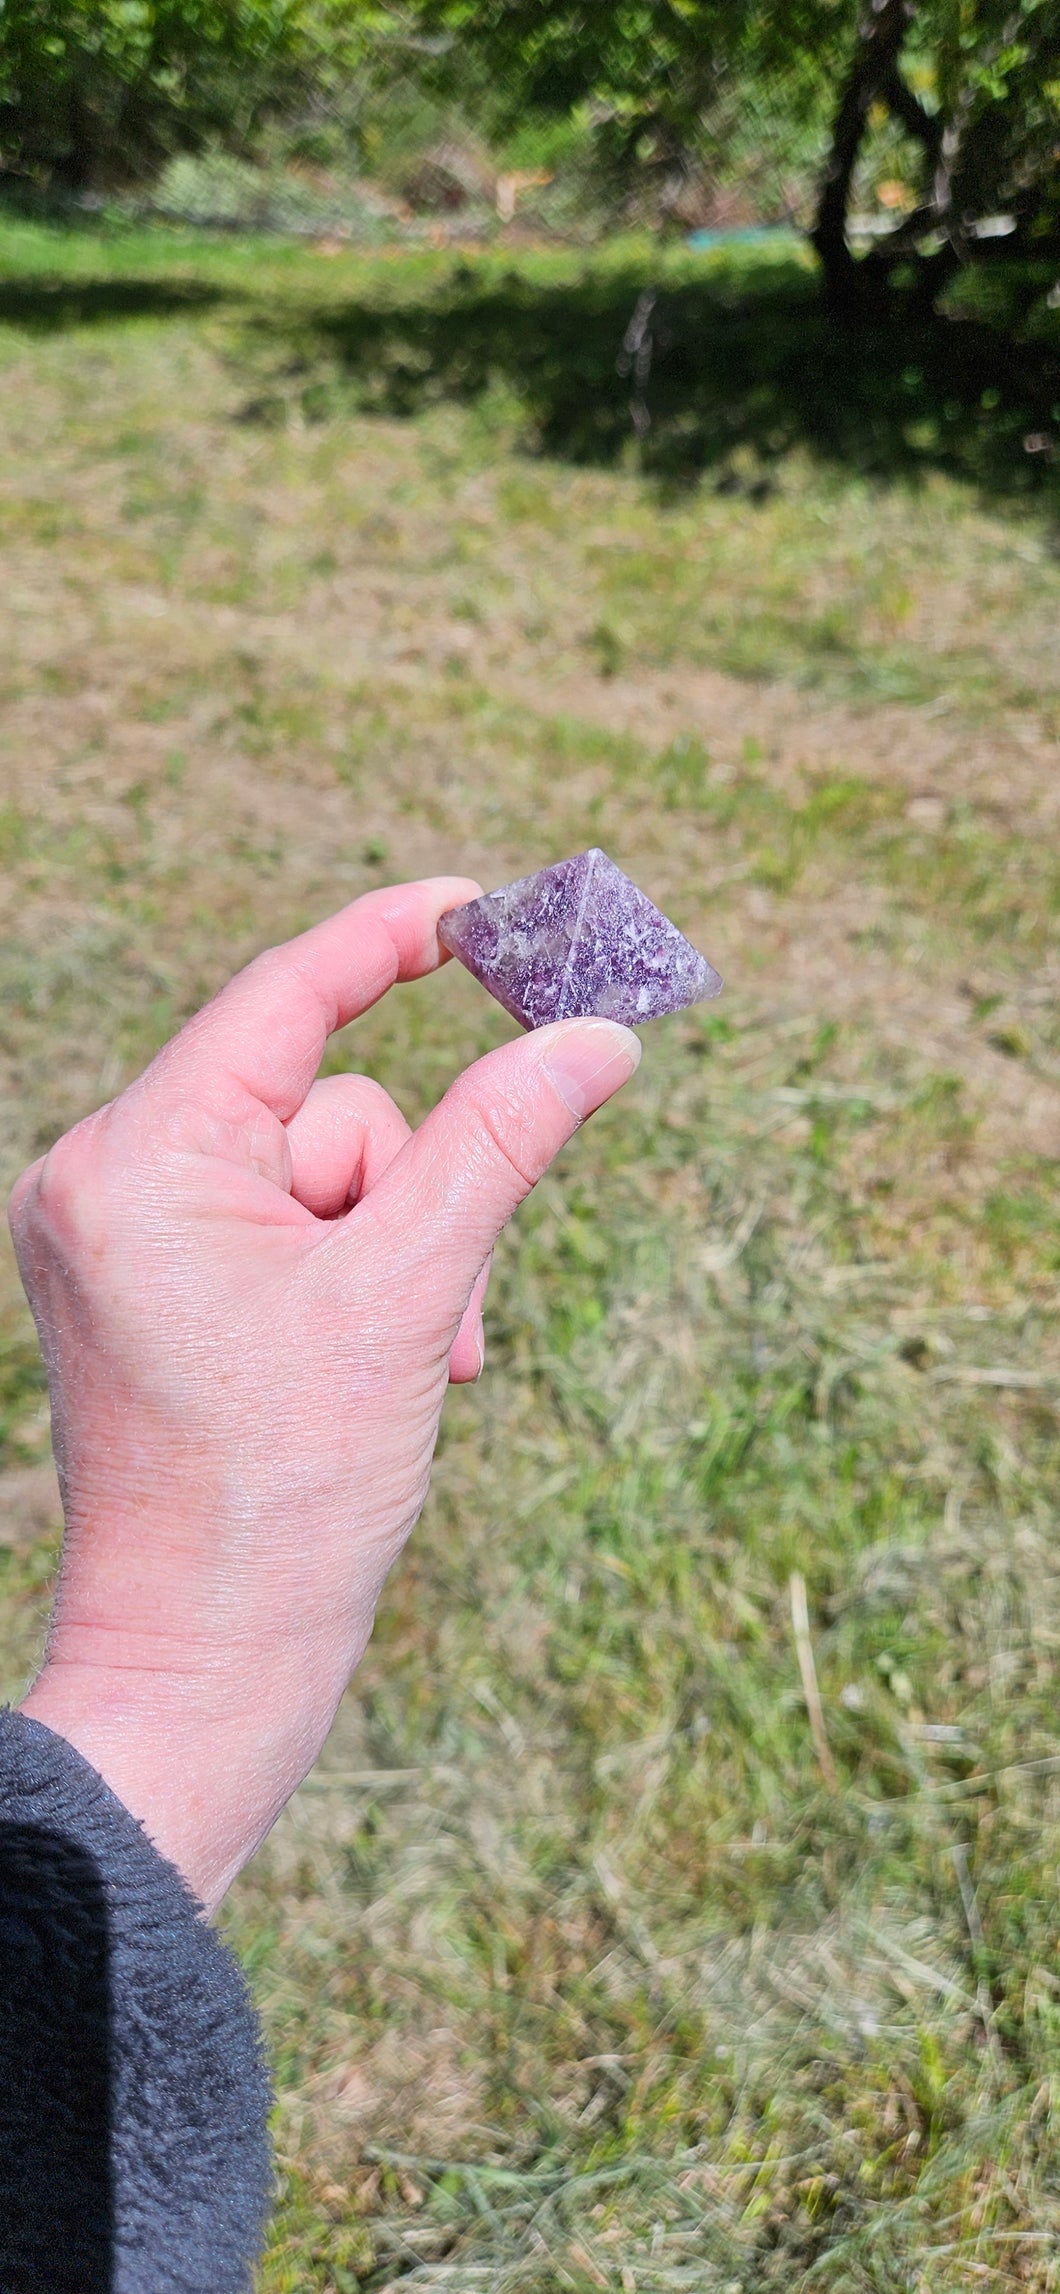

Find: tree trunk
<box><xmin>51</xmin><ymin>79</ymin><xmax>100</xmax><ymax>192</ymax></box>
<box><xmin>812</xmin><ymin>0</ymin><xmax>917</xmax><ymax>314</ymax></box>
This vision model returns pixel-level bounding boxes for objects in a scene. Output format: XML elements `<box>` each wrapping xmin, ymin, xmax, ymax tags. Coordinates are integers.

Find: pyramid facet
<box><xmin>438</xmin><ymin>849</ymin><xmax>722</xmax><ymax>1030</ymax></box>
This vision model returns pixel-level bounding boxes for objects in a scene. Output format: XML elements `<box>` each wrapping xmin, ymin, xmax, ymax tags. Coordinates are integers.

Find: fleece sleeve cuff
<box><xmin>0</xmin><ymin>1707</ymin><xmax>273</xmax><ymax>2294</ymax></box>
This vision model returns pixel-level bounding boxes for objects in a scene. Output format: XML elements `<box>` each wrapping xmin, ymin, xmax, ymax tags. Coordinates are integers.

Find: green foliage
<box><xmin>414</xmin><ymin>0</ymin><xmax>1060</xmax><ymax>298</ymax></box>
<box><xmin>410</xmin><ymin>0</ymin><xmax>842</xmax><ymax>209</ymax></box>
<box><xmin>3</xmin><ymin>0</ymin><xmax>1057</xmax><ymax>293</ymax></box>
<box><xmin>0</xmin><ymin>0</ymin><xmax>383</xmax><ymax>189</ymax></box>
<box><xmin>414</xmin><ymin>0</ymin><xmax>839</xmax><ymax>142</ymax></box>
<box><xmin>825</xmin><ymin>0</ymin><xmax>1060</xmax><ymax>302</ymax></box>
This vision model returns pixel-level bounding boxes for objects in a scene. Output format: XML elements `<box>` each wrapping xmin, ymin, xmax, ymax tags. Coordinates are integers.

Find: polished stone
<box><xmin>439</xmin><ymin>848</ymin><xmax>722</xmax><ymax>1030</ymax></box>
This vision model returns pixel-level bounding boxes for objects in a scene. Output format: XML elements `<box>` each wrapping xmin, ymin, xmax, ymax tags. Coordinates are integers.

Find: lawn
<box><xmin>0</xmin><ymin>210</ymin><xmax>1058</xmax><ymax>2292</ymax></box>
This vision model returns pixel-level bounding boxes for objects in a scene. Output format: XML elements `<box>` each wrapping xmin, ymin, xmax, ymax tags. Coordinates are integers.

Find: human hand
<box><xmin>9</xmin><ymin>880</ymin><xmax>640</xmax><ymax>1909</ymax></box>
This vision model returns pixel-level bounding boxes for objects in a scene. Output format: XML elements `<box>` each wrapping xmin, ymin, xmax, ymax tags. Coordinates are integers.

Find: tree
<box><xmin>4</xmin><ymin>0</ymin><xmax>1056</xmax><ymax>317</ymax></box>
<box><xmin>410</xmin><ymin>1</ymin><xmax>837</xmax><ymax>206</ymax></box>
<box><xmin>813</xmin><ymin>0</ymin><xmax>1060</xmax><ymax>310</ymax></box>
<box><xmin>412</xmin><ymin>0</ymin><xmax>1060</xmax><ymax>313</ymax></box>
<box><xmin>0</xmin><ymin>0</ymin><xmax>375</xmax><ymax>190</ymax></box>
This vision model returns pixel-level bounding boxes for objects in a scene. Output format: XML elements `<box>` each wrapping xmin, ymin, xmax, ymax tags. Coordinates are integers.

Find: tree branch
<box><xmin>812</xmin><ymin>0</ymin><xmax>918</xmax><ymax>306</ymax></box>
<box><xmin>881</xmin><ymin>65</ymin><xmax>941</xmax><ymax>160</ymax></box>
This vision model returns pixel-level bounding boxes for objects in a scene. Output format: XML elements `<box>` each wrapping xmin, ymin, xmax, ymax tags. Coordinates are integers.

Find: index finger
<box><xmin>141</xmin><ymin>877</ymin><xmax>483</xmax><ymax>1122</ymax></box>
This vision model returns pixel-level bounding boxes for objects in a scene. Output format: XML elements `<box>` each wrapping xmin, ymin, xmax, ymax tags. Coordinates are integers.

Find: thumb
<box><xmin>365</xmin><ymin>1018</ymin><xmax>642</xmax><ymax>1331</ymax></box>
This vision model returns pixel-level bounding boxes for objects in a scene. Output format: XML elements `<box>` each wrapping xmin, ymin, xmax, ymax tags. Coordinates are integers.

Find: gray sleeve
<box><xmin>0</xmin><ymin>1709</ymin><xmax>273</xmax><ymax>2294</ymax></box>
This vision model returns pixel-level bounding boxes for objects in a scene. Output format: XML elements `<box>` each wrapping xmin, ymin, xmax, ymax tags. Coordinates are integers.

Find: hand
<box><xmin>9</xmin><ymin>881</ymin><xmax>640</xmax><ymax>1910</ymax></box>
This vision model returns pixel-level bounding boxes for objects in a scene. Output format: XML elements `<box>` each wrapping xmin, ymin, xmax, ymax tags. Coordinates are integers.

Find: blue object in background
<box><xmin>686</xmin><ymin>225</ymin><xmax>797</xmax><ymax>250</ymax></box>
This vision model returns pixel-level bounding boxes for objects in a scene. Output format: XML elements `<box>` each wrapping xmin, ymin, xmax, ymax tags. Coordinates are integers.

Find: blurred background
<box><xmin>1</xmin><ymin>5</ymin><xmax>1059</xmax><ymax>2287</ymax></box>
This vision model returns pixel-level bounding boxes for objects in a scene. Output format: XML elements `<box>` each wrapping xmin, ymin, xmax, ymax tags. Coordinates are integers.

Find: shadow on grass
<box><xmin>0</xmin><ymin>276</ymin><xmax>229</xmax><ymax>331</ymax></box>
<box><xmin>309</xmin><ymin>257</ymin><xmax>1060</xmax><ymax>504</ymax></box>
<box><xmin>1</xmin><ymin>212</ymin><xmax>1055</xmax><ymax>502</ymax></box>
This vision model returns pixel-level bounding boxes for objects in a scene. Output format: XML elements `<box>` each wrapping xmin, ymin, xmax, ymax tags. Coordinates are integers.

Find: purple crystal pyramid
<box><xmin>438</xmin><ymin>849</ymin><xmax>722</xmax><ymax>1030</ymax></box>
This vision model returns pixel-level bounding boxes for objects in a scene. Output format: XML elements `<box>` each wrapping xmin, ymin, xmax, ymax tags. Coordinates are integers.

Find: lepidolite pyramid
<box><xmin>439</xmin><ymin>849</ymin><xmax>722</xmax><ymax>1030</ymax></box>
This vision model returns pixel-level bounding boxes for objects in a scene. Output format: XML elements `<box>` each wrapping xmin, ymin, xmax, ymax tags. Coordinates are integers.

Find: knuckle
<box><xmin>349</xmin><ymin>1074</ymin><xmax>397</xmax><ymax>1118</ymax></box>
<box><xmin>6</xmin><ymin>1160</ymin><xmax>42</xmax><ymax>1244</ymax></box>
<box><xmin>32</xmin><ymin>1120</ymin><xmax>108</xmax><ymax>1253</ymax></box>
<box><xmin>327</xmin><ymin>1073</ymin><xmax>393</xmax><ymax>1124</ymax></box>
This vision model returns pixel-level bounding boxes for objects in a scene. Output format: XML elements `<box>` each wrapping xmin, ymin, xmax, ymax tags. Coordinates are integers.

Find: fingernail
<box><xmin>474</xmin><ymin>1319</ymin><xmax>485</xmax><ymax>1380</ymax></box>
<box><xmin>541</xmin><ymin>1021</ymin><xmax>643</xmax><ymax>1121</ymax></box>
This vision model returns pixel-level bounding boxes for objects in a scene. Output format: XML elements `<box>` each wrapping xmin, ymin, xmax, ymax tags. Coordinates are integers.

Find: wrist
<box><xmin>21</xmin><ymin>1662</ymin><xmax>245</xmax><ymax>1911</ymax></box>
<box><xmin>20</xmin><ymin>1638</ymin><xmax>347</xmax><ymax>1912</ymax></box>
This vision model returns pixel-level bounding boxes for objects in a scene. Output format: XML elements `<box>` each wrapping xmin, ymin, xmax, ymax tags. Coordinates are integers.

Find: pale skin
<box><xmin>8</xmin><ymin>878</ymin><xmax>641</xmax><ymax>1913</ymax></box>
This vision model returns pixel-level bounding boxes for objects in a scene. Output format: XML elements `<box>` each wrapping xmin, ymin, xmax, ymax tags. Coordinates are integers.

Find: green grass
<box><xmin>0</xmin><ymin>213</ymin><xmax>1058</xmax><ymax>2291</ymax></box>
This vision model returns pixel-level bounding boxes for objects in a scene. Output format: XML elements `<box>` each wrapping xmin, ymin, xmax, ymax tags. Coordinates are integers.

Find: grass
<box><xmin>0</xmin><ymin>211</ymin><xmax>1058</xmax><ymax>2292</ymax></box>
